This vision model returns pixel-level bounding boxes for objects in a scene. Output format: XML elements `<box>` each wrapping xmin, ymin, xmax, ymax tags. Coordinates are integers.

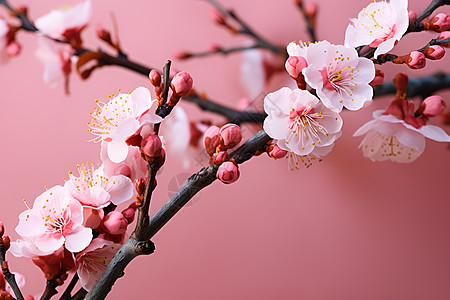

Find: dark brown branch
<box><xmin>179</xmin><ymin>44</ymin><xmax>263</xmax><ymax>60</ymax></box>
<box><xmin>71</xmin><ymin>288</ymin><xmax>87</xmax><ymax>300</ymax></box>
<box><xmin>85</xmin><ymin>130</ymin><xmax>271</xmax><ymax>300</ymax></box>
<box><xmin>59</xmin><ymin>274</ymin><xmax>78</xmax><ymax>300</ymax></box>
<box><xmin>206</xmin><ymin>0</ymin><xmax>283</xmax><ymax>55</ymax></box>
<box><xmin>40</xmin><ymin>280</ymin><xmax>58</xmax><ymax>300</ymax></box>
<box><xmin>0</xmin><ymin>243</ymin><xmax>24</xmax><ymax>300</ymax></box>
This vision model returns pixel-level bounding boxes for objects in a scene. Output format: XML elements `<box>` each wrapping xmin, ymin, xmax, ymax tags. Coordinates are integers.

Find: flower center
<box><xmin>69</xmin><ymin>163</ymin><xmax>110</xmax><ymax>191</ymax></box>
<box><xmin>289</xmin><ymin>105</ymin><xmax>329</xmax><ymax>145</ymax></box>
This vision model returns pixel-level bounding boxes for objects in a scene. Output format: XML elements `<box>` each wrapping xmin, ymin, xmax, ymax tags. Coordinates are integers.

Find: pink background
<box><xmin>1</xmin><ymin>0</ymin><xmax>450</xmax><ymax>299</ymax></box>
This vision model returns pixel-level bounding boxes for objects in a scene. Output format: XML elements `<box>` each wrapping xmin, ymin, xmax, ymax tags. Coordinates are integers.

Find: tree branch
<box><xmin>407</xmin><ymin>0</ymin><xmax>450</xmax><ymax>33</ymax></box>
<box><xmin>178</xmin><ymin>44</ymin><xmax>264</xmax><ymax>60</ymax></box>
<box><xmin>85</xmin><ymin>130</ymin><xmax>271</xmax><ymax>300</ymax></box>
<box><xmin>0</xmin><ymin>243</ymin><xmax>24</xmax><ymax>300</ymax></box>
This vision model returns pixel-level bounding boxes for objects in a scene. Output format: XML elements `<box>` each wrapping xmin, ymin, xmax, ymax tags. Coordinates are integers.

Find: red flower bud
<box><xmin>217</xmin><ymin>162</ymin><xmax>240</xmax><ymax>184</ymax></box>
<box><xmin>170</xmin><ymin>71</ymin><xmax>194</xmax><ymax>97</ymax></box>
<box><xmin>141</xmin><ymin>134</ymin><xmax>162</xmax><ymax>158</ymax></box>
<box><xmin>406</xmin><ymin>51</ymin><xmax>426</xmax><ymax>69</ymax></box>
<box><xmin>421</xmin><ymin>95</ymin><xmax>446</xmax><ymax>117</ymax></box>
<box><xmin>203</xmin><ymin>126</ymin><xmax>221</xmax><ymax>155</ymax></box>
<box><xmin>219</xmin><ymin>124</ymin><xmax>242</xmax><ymax>149</ymax></box>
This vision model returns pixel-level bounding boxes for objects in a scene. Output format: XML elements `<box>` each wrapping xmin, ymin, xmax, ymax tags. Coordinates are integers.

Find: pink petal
<box><xmin>15</xmin><ymin>210</ymin><xmax>45</xmax><ymax>237</ymax></box>
<box><xmin>417</xmin><ymin>125</ymin><xmax>450</xmax><ymax>142</ymax></box>
<box><xmin>106</xmin><ymin>175</ymin><xmax>133</xmax><ymax>205</ymax></box>
<box><xmin>34</xmin><ymin>235</ymin><xmax>65</xmax><ymax>253</ymax></box>
<box><xmin>131</xmin><ymin>87</ymin><xmax>152</xmax><ymax>117</ymax></box>
<box><xmin>107</xmin><ymin>141</ymin><xmax>129</xmax><ymax>163</ymax></box>
<box><xmin>111</xmin><ymin>117</ymin><xmax>139</xmax><ymax>142</ymax></box>
<box><xmin>65</xmin><ymin>226</ymin><xmax>92</xmax><ymax>253</ymax></box>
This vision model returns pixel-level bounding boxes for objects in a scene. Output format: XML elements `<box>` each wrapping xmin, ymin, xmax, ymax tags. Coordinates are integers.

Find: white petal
<box><xmin>111</xmin><ymin>117</ymin><xmax>139</xmax><ymax>142</ymax></box>
<box><xmin>107</xmin><ymin>141</ymin><xmax>129</xmax><ymax>163</ymax></box>
<box><xmin>106</xmin><ymin>175</ymin><xmax>133</xmax><ymax>205</ymax></box>
<box><xmin>417</xmin><ymin>125</ymin><xmax>450</xmax><ymax>142</ymax></box>
<box><xmin>131</xmin><ymin>87</ymin><xmax>152</xmax><ymax>117</ymax></box>
<box><xmin>65</xmin><ymin>226</ymin><xmax>93</xmax><ymax>253</ymax></box>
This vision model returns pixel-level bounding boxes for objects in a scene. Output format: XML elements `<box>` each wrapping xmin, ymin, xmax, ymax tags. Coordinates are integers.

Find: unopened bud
<box><xmin>393</xmin><ymin>72</ymin><xmax>409</xmax><ymax>99</ymax></box>
<box><xmin>96</xmin><ymin>24</ymin><xmax>112</xmax><ymax>43</ymax></box>
<box><xmin>135</xmin><ymin>178</ymin><xmax>146</xmax><ymax>196</ymax></box>
<box><xmin>5</xmin><ymin>42</ymin><xmax>20</xmax><ymax>57</ymax></box>
<box><xmin>219</xmin><ymin>124</ymin><xmax>242</xmax><ymax>149</ymax></box>
<box><xmin>2</xmin><ymin>236</ymin><xmax>10</xmax><ymax>250</ymax></box>
<box><xmin>24</xmin><ymin>296</ymin><xmax>35</xmax><ymax>300</ymax></box>
<box><xmin>99</xmin><ymin>211</ymin><xmax>128</xmax><ymax>235</ymax></box>
<box><xmin>437</xmin><ymin>31</ymin><xmax>450</xmax><ymax>47</ymax></box>
<box><xmin>267</xmin><ymin>145</ymin><xmax>288</xmax><ymax>159</ymax></box>
<box><xmin>212</xmin><ymin>151</ymin><xmax>228</xmax><ymax>165</ymax></box>
<box><xmin>0</xmin><ymin>221</ymin><xmax>4</xmax><ymax>237</ymax></box>
<box><xmin>421</xmin><ymin>95</ymin><xmax>446</xmax><ymax>117</ymax></box>
<box><xmin>217</xmin><ymin>161</ymin><xmax>240</xmax><ymax>184</ymax></box>
<box><xmin>210</xmin><ymin>8</ymin><xmax>226</xmax><ymax>25</ymax></box>
<box><xmin>171</xmin><ymin>71</ymin><xmax>194</xmax><ymax>97</ymax></box>
<box><xmin>122</xmin><ymin>203</ymin><xmax>137</xmax><ymax>224</ymax></box>
<box><xmin>424</xmin><ymin>45</ymin><xmax>446</xmax><ymax>60</ymax></box>
<box><xmin>285</xmin><ymin>56</ymin><xmax>308</xmax><ymax>79</ymax></box>
<box><xmin>141</xmin><ymin>134</ymin><xmax>162</xmax><ymax>158</ymax></box>
<box><xmin>203</xmin><ymin>125</ymin><xmax>221</xmax><ymax>155</ymax></box>
<box><xmin>149</xmin><ymin>70</ymin><xmax>161</xmax><ymax>87</ymax></box>
<box><xmin>173</xmin><ymin>50</ymin><xmax>192</xmax><ymax>60</ymax></box>
<box><xmin>305</xmin><ymin>2</ymin><xmax>318</xmax><ymax>28</ymax></box>
<box><xmin>408</xmin><ymin>11</ymin><xmax>417</xmax><ymax>24</ymax></box>
<box><xmin>370</xmin><ymin>69</ymin><xmax>385</xmax><ymax>86</ymax></box>
<box><xmin>424</xmin><ymin>13</ymin><xmax>450</xmax><ymax>32</ymax></box>
<box><xmin>406</xmin><ymin>51</ymin><xmax>426</xmax><ymax>69</ymax></box>
<box><xmin>207</xmin><ymin>43</ymin><xmax>221</xmax><ymax>52</ymax></box>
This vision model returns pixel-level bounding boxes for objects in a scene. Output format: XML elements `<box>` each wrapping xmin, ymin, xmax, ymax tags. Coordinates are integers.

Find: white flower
<box><xmin>35</xmin><ymin>0</ymin><xmax>92</xmax><ymax>40</ymax></box>
<box><xmin>88</xmin><ymin>87</ymin><xmax>162</xmax><ymax>163</ymax></box>
<box><xmin>263</xmin><ymin>87</ymin><xmax>343</xmax><ymax>155</ymax></box>
<box><xmin>344</xmin><ymin>0</ymin><xmax>409</xmax><ymax>58</ymax></box>
<box><xmin>354</xmin><ymin>110</ymin><xmax>450</xmax><ymax>162</ymax></box>
<box><xmin>302</xmin><ymin>41</ymin><xmax>375</xmax><ymax>112</ymax></box>
<box><xmin>286</xmin><ymin>41</ymin><xmax>310</xmax><ymax>58</ymax></box>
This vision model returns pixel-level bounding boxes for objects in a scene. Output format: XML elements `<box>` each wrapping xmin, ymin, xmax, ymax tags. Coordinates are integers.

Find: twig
<box><xmin>40</xmin><ymin>280</ymin><xmax>58</xmax><ymax>300</ymax></box>
<box><xmin>205</xmin><ymin>0</ymin><xmax>283</xmax><ymax>55</ymax></box>
<box><xmin>59</xmin><ymin>274</ymin><xmax>79</xmax><ymax>300</ymax></box>
<box><xmin>295</xmin><ymin>2</ymin><xmax>317</xmax><ymax>42</ymax></box>
<box><xmin>70</xmin><ymin>288</ymin><xmax>87</xmax><ymax>300</ymax></box>
<box><xmin>85</xmin><ymin>130</ymin><xmax>271</xmax><ymax>300</ymax></box>
<box><xmin>180</xmin><ymin>44</ymin><xmax>263</xmax><ymax>59</ymax></box>
<box><xmin>0</xmin><ymin>244</ymin><xmax>24</xmax><ymax>300</ymax></box>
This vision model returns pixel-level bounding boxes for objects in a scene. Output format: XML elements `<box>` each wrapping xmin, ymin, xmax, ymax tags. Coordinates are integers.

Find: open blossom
<box><xmin>302</xmin><ymin>41</ymin><xmax>375</xmax><ymax>112</ymax></box>
<box><xmin>88</xmin><ymin>87</ymin><xmax>161</xmax><ymax>163</ymax></box>
<box><xmin>76</xmin><ymin>238</ymin><xmax>120</xmax><ymax>291</ymax></box>
<box><xmin>35</xmin><ymin>37</ymin><xmax>74</xmax><ymax>88</ymax></box>
<box><xmin>263</xmin><ymin>87</ymin><xmax>343</xmax><ymax>155</ymax></box>
<box><xmin>345</xmin><ymin>0</ymin><xmax>409</xmax><ymax>58</ymax></box>
<box><xmin>65</xmin><ymin>163</ymin><xmax>133</xmax><ymax>228</ymax></box>
<box><xmin>354</xmin><ymin>110</ymin><xmax>450</xmax><ymax>162</ymax></box>
<box><xmin>35</xmin><ymin>0</ymin><xmax>92</xmax><ymax>47</ymax></box>
<box><xmin>101</xmin><ymin>143</ymin><xmax>148</xmax><ymax>181</ymax></box>
<box><xmin>15</xmin><ymin>186</ymin><xmax>92</xmax><ymax>253</ymax></box>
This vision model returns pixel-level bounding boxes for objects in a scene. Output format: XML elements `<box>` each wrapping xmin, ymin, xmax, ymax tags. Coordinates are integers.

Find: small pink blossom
<box><xmin>101</xmin><ymin>143</ymin><xmax>148</xmax><ymax>182</ymax></box>
<box><xmin>35</xmin><ymin>37</ymin><xmax>74</xmax><ymax>88</ymax></box>
<box><xmin>345</xmin><ymin>0</ymin><xmax>409</xmax><ymax>58</ymax></box>
<box><xmin>88</xmin><ymin>87</ymin><xmax>162</xmax><ymax>163</ymax></box>
<box><xmin>302</xmin><ymin>41</ymin><xmax>375</xmax><ymax>112</ymax></box>
<box><xmin>286</xmin><ymin>41</ymin><xmax>310</xmax><ymax>58</ymax></box>
<box><xmin>35</xmin><ymin>1</ymin><xmax>92</xmax><ymax>47</ymax></box>
<box><xmin>263</xmin><ymin>87</ymin><xmax>343</xmax><ymax>155</ymax></box>
<box><xmin>15</xmin><ymin>186</ymin><xmax>92</xmax><ymax>253</ymax></box>
<box><xmin>76</xmin><ymin>238</ymin><xmax>121</xmax><ymax>291</ymax></box>
<box><xmin>354</xmin><ymin>110</ymin><xmax>450</xmax><ymax>162</ymax></box>
<box><xmin>217</xmin><ymin>162</ymin><xmax>240</xmax><ymax>184</ymax></box>
<box><xmin>406</xmin><ymin>51</ymin><xmax>426</xmax><ymax>69</ymax></box>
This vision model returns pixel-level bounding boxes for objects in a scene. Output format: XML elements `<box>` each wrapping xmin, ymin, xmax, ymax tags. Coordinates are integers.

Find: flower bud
<box><xmin>96</xmin><ymin>24</ymin><xmax>112</xmax><ymax>44</ymax></box>
<box><xmin>305</xmin><ymin>2</ymin><xmax>318</xmax><ymax>27</ymax></box>
<box><xmin>217</xmin><ymin>162</ymin><xmax>240</xmax><ymax>184</ymax></box>
<box><xmin>210</xmin><ymin>8</ymin><xmax>226</xmax><ymax>25</ymax></box>
<box><xmin>393</xmin><ymin>72</ymin><xmax>409</xmax><ymax>100</ymax></box>
<box><xmin>408</xmin><ymin>11</ymin><xmax>417</xmax><ymax>24</ymax></box>
<box><xmin>171</xmin><ymin>71</ymin><xmax>194</xmax><ymax>97</ymax></box>
<box><xmin>1</xmin><ymin>236</ymin><xmax>10</xmax><ymax>250</ymax></box>
<box><xmin>369</xmin><ymin>69</ymin><xmax>385</xmax><ymax>86</ymax></box>
<box><xmin>425</xmin><ymin>13</ymin><xmax>450</xmax><ymax>32</ymax></box>
<box><xmin>141</xmin><ymin>134</ymin><xmax>162</xmax><ymax>158</ymax></box>
<box><xmin>173</xmin><ymin>50</ymin><xmax>192</xmax><ymax>60</ymax></box>
<box><xmin>423</xmin><ymin>45</ymin><xmax>445</xmax><ymax>60</ymax></box>
<box><xmin>203</xmin><ymin>125</ymin><xmax>221</xmax><ymax>155</ymax></box>
<box><xmin>421</xmin><ymin>95</ymin><xmax>446</xmax><ymax>117</ymax></box>
<box><xmin>406</xmin><ymin>51</ymin><xmax>426</xmax><ymax>69</ymax></box>
<box><xmin>267</xmin><ymin>145</ymin><xmax>288</xmax><ymax>159</ymax></box>
<box><xmin>25</xmin><ymin>296</ymin><xmax>35</xmax><ymax>300</ymax></box>
<box><xmin>212</xmin><ymin>151</ymin><xmax>228</xmax><ymax>165</ymax></box>
<box><xmin>285</xmin><ymin>56</ymin><xmax>308</xmax><ymax>79</ymax></box>
<box><xmin>437</xmin><ymin>31</ymin><xmax>450</xmax><ymax>47</ymax></box>
<box><xmin>219</xmin><ymin>124</ymin><xmax>242</xmax><ymax>149</ymax></box>
<box><xmin>0</xmin><ymin>221</ymin><xmax>4</xmax><ymax>237</ymax></box>
<box><xmin>5</xmin><ymin>42</ymin><xmax>20</xmax><ymax>57</ymax></box>
<box><xmin>99</xmin><ymin>211</ymin><xmax>128</xmax><ymax>235</ymax></box>
<box><xmin>207</xmin><ymin>43</ymin><xmax>221</xmax><ymax>52</ymax></box>
<box><xmin>122</xmin><ymin>203</ymin><xmax>137</xmax><ymax>224</ymax></box>
<box><xmin>149</xmin><ymin>70</ymin><xmax>161</xmax><ymax>87</ymax></box>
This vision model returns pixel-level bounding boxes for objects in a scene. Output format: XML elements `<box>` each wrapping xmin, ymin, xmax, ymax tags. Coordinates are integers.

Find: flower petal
<box><xmin>65</xmin><ymin>226</ymin><xmax>93</xmax><ymax>253</ymax></box>
<box><xmin>107</xmin><ymin>141</ymin><xmax>129</xmax><ymax>163</ymax></box>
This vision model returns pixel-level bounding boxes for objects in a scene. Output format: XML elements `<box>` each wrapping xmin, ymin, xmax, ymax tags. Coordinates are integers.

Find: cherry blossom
<box><xmin>101</xmin><ymin>143</ymin><xmax>148</xmax><ymax>181</ymax></box>
<box><xmin>76</xmin><ymin>238</ymin><xmax>121</xmax><ymax>291</ymax></box>
<box><xmin>286</xmin><ymin>143</ymin><xmax>336</xmax><ymax>171</ymax></box>
<box><xmin>88</xmin><ymin>87</ymin><xmax>161</xmax><ymax>163</ymax></box>
<box><xmin>15</xmin><ymin>186</ymin><xmax>92</xmax><ymax>253</ymax></box>
<box><xmin>286</xmin><ymin>41</ymin><xmax>310</xmax><ymax>58</ymax></box>
<box><xmin>35</xmin><ymin>0</ymin><xmax>92</xmax><ymax>47</ymax></box>
<box><xmin>35</xmin><ymin>37</ymin><xmax>74</xmax><ymax>88</ymax></box>
<box><xmin>344</xmin><ymin>0</ymin><xmax>409</xmax><ymax>58</ymax></box>
<box><xmin>65</xmin><ymin>163</ymin><xmax>133</xmax><ymax>228</ymax></box>
<box><xmin>302</xmin><ymin>41</ymin><xmax>375</xmax><ymax>112</ymax></box>
<box><xmin>9</xmin><ymin>237</ymin><xmax>56</xmax><ymax>258</ymax></box>
<box><xmin>263</xmin><ymin>87</ymin><xmax>343</xmax><ymax>155</ymax></box>
<box><xmin>354</xmin><ymin>110</ymin><xmax>450</xmax><ymax>162</ymax></box>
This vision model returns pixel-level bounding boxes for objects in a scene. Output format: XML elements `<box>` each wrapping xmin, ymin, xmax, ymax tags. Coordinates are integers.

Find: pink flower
<box><xmin>286</xmin><ymin>143</ymin><xmax>335</xmax><ymax>171</ymax></box>
<box><xmin>286</xmin><ymin>41</ymin><xmax>310</xmax><ymax>58</ymax></box>
<box><xmin>15</xmin><ymin>186</ymin><xmax>92</xmax><ymax>253</ymax></box>
<box><xmin>76</xmin><ymin>238</ymin><xmax>121</xmax><ymax>291</ymax></box>
<box><xmin>9</xmin><ymin>237</ymin><xmax>56</xmax><ymax>258</ymax></box>
<box><xmin>345</xmin><ymin>0</ymin><xmax>409</xmax><ymax>58</ymax></box>
<box><xmin>65</xmin><ymin>164</ymin><xmax>133</xmax><ymax>228</ymax></box>
<box><xmin>302</xmin><ymin>41</ymin><xmax>375</xmax><ymax>112</ymax></box>
<box><xmin>263</xmin><ymin>87</ymin><xmax>343</xmax><ymax>155</ymax></box>
<box><xmin>35</xmin><ymin>1</ymin><xmax>92</xmax><ymax>47</ymax></box>
<box><xmin>101</xmin><ymin>143</ymin><xmax>148</xmax><ymax>182</ymax></box>
<box><xmin>35</xmin><ymin>37</ymin><xmax>74</xmax><ymax>88</ymax></box>
<box><xmin>354</xmin><ymin>110</ymin><xmax>450</xmax><ymax>162</ymax></box>
<box><xmin>88</xmin><ymin>87</ymin><xmax>161</xmax><ymax>163</ymax></box>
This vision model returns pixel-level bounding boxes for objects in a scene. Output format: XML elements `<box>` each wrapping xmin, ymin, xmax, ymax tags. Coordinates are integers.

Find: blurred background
<box><xmin>1</xmin><ymin>0</ymin><xmax>450</xmax><ymax>299</ymax></box>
